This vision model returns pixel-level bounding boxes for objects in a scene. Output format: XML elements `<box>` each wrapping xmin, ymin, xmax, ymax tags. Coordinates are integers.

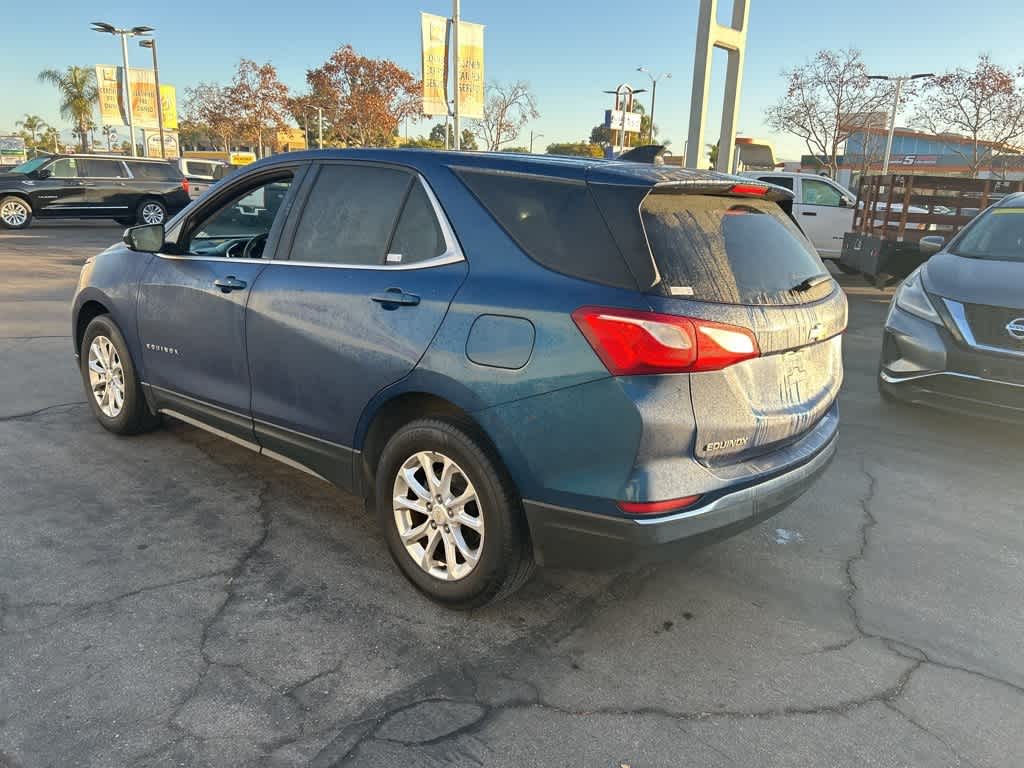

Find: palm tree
<box><xmin>37</xmin><ymin>66</ymin><xmax>98</xmax><ymax>152</ymax></box>
<box><xmin>707</xmin><ymin>141</ymin><xmax>719</xmax><ymax>168</ymax></box>
<box><xmin>15</xmin><ymin>114</ymin><xmax>49</xmax><ymax>146</ymax></box>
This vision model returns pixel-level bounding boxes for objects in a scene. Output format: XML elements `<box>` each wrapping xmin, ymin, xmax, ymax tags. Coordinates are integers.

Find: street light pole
<box><xmin>530</xmin><ymin>131</ymin><xmax>543</xmax><ymax>153</ymax></box>
<box><xmin>868</xmin><ymin>73</ymin><xmax>933</xmax><ymax>174</ymax></box>
<box><xmin>92</xmin><ymin>22</ymin><xmax>154</xmax><ymax>158</ymax></box>
<box><xmin>637</xmin><ymin>67</ymin><xmax>671</xmax><ymax>145</ymax></box>
<box><xmin>139</xmin><ymin>39</ymin><xmax>164</xmax><ymax>158</ymax></box>
<box><xmin>452</xmin><ymin>0</ymin><xmax>461</xmax><ymax>151</ymax></box>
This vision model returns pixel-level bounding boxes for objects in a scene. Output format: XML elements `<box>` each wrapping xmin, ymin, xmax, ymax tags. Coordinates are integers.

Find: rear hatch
<box><xmin>639</xmin><ymin>188</ymin><xmax>846</xmax><ymax>465</ymax></box>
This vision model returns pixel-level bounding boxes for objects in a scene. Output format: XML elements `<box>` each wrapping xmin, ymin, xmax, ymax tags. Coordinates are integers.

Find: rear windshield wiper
<box><xmin>789</xmin><ymin>274</ymin><xmax>832</xmax><ymax>293</ymax></box>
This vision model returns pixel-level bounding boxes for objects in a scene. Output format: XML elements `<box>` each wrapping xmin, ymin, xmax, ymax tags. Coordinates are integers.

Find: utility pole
<box><xmin>139</xmin><ymin>38</ymin><xmax>164</xmax><ymax>158</ymax></box>
<box><xmin>92</xmin><ymin>22</ymin><xmax>154</xmax><ymax>157</ymax></box>
<box><xmin>452</xmin><ymin>0</ymin><xmax>461</xmax><ymax>150</ymax></box>
<box><xmin>868</xmin><ymin>73</ymin><xmax>933</xmax><ymax>174</ymax></box>
<box><xmin>637</xmin><ymin>67</ymin><xmax>671</xmax><ymax>144</ymax></box>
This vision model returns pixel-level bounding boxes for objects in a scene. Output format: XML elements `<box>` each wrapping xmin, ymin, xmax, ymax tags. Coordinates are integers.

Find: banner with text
<box><xmin>456</xmin><ymin>20</ymin><xmax>484</xmax><ymax>120</ymax></box>
<box><xmin>95</xmin><ymin>65</ymin><xmax>178</xmax><ymax>130</ymax></box>
<box><xmin>421</xmin><ymin>13</ymin><xmax>449</xmax><ymax>117</ymax></box>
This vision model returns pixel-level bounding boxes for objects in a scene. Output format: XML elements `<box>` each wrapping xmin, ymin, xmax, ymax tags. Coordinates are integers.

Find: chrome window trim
<box><xmin>880</xmin><ymin>370</ymin><xmax>1024</xmax><ymax>389</ymax></box>
<box><xmin>157</xmin><ymin>173</ymin><xmax>465</xmax><ymax>271</ymax></box>
<box><xmin>943</xmin><ymin>298</ymin><xmax>1024</xmax><ymax>360</ymax></box>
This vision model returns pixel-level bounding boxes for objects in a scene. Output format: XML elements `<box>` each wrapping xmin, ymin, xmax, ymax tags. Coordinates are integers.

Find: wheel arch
<box><xmin>74</xmin><ymin>298</ymin><xmax>112</xmax><ymax>356</ymax></box>
<box><xmin>356</xmin><ymin>389</ymin><xmax>529</xmax><ymax>503</ymax></box>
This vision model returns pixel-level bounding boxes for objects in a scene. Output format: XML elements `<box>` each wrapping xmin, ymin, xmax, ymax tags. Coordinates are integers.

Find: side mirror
<box><xmin>35</xmin><ymin>168</ymin><xmax>51</xmax><ymax>180</ymax></box>
<box><xmin>123</xmin><ymin>223</ymin><xmax>165</xmax><ymax>253</ymax></box>
<box><xmin>839</xmin><ymin>197</ymin><xmax>852</xmax><ymax>208</ymax></box>
<box><xmin>919</xmin><ymin>235</ymin><xmax>945</xmax><ymax>256</ymax></box>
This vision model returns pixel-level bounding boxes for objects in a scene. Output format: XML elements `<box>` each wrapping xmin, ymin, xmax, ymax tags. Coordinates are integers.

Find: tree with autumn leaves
<box><xmin>299</xmin><ymin>45</ymin><xmax>421</xmax><ymax>148</ymax></box>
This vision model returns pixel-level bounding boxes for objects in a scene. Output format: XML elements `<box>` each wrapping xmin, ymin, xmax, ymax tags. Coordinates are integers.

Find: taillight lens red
<box><xmin>618</xmin><ymin>495</ymin><xmax>703</xmax><ymax>515</ymax></box>
<box><xmin>571</xmin><ymin>307</ymin><xmax>759</xmax><ymax>376</ymax></box>
<box><xmin>181</xmin><ymin>178</ymin><xmax>190</xmax><ymax>195</ymax></box>
<box><xmin>729</xmin><ymin>183</ymin><xmax>769</xmax><ymax>196</ymax></box>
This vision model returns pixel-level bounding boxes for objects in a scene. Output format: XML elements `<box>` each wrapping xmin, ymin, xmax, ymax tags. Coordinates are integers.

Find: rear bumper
<box><xmin>523</xmin><ymin>431</ymin><xmax>837</xmax><ymax>569</ymax></box>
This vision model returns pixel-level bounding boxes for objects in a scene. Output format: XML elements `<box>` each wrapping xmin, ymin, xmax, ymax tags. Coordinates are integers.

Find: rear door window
<box><xmin>79</xmin><ymin>158</ymin><xmax>128</xmax><ymax>178</ymax></box>
<box><xmin>456</xmin><ymin>169</ymin><xmax>637</xmax><ymax>289</ymax></box>
<box><xmin>640</xmin><ymin>193</ymin><xmax>830</xmax><ymax>305</ymax></box>
<box><xmin>127</xmin><ymin>161</ymin><xmax>179</xmax><ymax>181</ymax></box>
<box><xmin>289</xmin><ymin>164</ymin><xmax>412</xmax><ymax>266</ymax></box>
<box><xmin>757</xmin><ymin>175</ymin><xmax>794</xmax><ymax>191</ymax></box>
<box><xmin>387</xmin><ymin>182</ymin><xmax>447</xmax><ymax>265</ymax></box>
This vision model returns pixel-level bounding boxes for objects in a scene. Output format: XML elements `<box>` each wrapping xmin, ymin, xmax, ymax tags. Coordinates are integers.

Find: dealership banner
<box><xmin>95</xmin><ymin>65</ymin><xmax>178</xmax><ymax>130</ymax></box>
<box><xmin>143</xmin><ymin>129</ymin><xmax>179</xmax><ymax>158</ymax></box>
<box><xmin>456</xmin><ymin>20</ymin><xmax>484</xmax><ymax>120</ymax></box>
<box><xmin>96</xmin><ymin>66</ymin><xmax>122</xmax><ymax>125</ymax></box>
<box><xmin>421</xmin><ymin>13</ymin><xmax>449</xmax><ymax>117</ymax></box>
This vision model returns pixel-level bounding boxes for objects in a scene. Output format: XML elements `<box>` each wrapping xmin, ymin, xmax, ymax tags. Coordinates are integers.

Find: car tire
<box><xmin>136</xmin><ymin>199</ymin><xmax>167</xmax><ymax>226</ymax></box>
<box><xmin>0</xmin><ymin>196</ymin><xmax>32</xmax><ymax>229</ymax></box>
<box><xmin>80</xmin><ymin>315</ymin><xmax>160</xmax><ymax>436</ymax></box>
<box><xmin>375</xmin><ymin>417</ymin><xmax>535</xmax><ymax>609</ymax></box>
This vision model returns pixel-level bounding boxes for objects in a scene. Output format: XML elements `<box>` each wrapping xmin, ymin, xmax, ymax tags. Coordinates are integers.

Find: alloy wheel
<box><xmin>87</xmin><ymin>335</ymin><xmax>126</xmax><ymax>418</ymax></box>
<box><xmin>392</xmin><ymin>451</ymin><xmax>484</xmax><ymax>581</ymax></box>
<box><xmin>140</xmin><ymin>203</ymin><xmax>165</xmax><ymax>225</ymax></box>
<box><xmin>1</xmin><ymin>199</ymin><xmax>29</xmax><ymax>227</ymax></box>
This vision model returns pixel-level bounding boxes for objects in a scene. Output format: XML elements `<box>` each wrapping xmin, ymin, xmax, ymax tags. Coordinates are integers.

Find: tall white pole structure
<box><xmin>685</xmin><ymin>0</ymin><xmax>749</xmax><ymax>172</ymax></box>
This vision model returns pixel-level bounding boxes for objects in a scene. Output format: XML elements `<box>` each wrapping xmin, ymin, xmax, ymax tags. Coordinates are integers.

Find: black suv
<box><xmin>0</xmin><ymin>154</ymin><xmax>190</xmax><ymax>229</ymax></box>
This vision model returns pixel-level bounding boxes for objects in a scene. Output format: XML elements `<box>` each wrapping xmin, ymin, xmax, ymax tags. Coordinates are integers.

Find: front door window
<box><xmin>185</xmin><ymin>176</ymin><xmax>293</xmax><ymax>259</ymax></box>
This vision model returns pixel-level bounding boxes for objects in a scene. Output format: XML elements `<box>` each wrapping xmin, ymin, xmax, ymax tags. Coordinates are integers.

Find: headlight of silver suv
<box><xmin>892</xmin><ymin>267</ymin><xmax>942</xmax><ymax>324</ymax></box>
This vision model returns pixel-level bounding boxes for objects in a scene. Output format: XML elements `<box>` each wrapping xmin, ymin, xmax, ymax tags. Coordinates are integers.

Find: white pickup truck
<box><xmin>740</xmin><ymin>172</ymin><xmax>857</xmax><ymax>260</ymax></box>
<box><xmin>740</xmin><ymin>171</ymin><xmax>929</xmax><ymax>263</ymax></box>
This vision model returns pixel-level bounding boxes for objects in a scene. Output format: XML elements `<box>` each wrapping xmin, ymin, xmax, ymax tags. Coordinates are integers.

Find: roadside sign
<box><xmin>605</xmin><ymin>110</ymin><xmax>642</xmax><ymax>134</ymax></box>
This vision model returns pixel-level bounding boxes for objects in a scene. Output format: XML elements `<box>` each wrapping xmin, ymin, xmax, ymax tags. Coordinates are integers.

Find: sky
<box><xmin>2</xmin><ymin>0</ymin><xmax>1021</xmax><ymax>161</ymax></box>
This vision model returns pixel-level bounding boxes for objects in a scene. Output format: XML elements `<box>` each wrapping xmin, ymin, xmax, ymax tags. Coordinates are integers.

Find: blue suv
<box><xmin>72</xmin><ymin>150</ymin><xmax>845</xmax><ymax>608</ymax></box>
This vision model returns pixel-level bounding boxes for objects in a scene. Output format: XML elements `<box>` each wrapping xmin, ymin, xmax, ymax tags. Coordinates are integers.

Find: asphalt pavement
<box><xmin>1</xmin><ymin>222</ymin><xmax>1021</xmax><ymax>768</ymax></box>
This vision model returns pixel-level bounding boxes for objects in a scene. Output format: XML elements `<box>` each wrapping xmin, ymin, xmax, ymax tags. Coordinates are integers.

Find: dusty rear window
<box><xmin>641</xmin><ymin>194</ymin><xmax>831</xmax><ymax>305</ymax></box>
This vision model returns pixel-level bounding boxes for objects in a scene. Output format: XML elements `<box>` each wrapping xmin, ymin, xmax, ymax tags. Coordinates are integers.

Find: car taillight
<box><xmin>618</xmin><ymin>495</ymin><xmax>702</xmax><ymax>515</ymax></box>
<box><xmin>181</xmin><ymin>178</ymin><xmax>190</xmax><ymax>195</ymax></box>
<box><xmin>571</xmin><ymin>307</ymin><xmax>759</xmax><ymax>376</ymax></box>
<box><xmin>729</xmin><ymin>183</ymin><xmax>769</xmax><ymax>196</ymax></box>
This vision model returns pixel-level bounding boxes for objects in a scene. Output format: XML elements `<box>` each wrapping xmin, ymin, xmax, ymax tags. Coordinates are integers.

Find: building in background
<box><xmin>801</xmin><ymin>126</ymin><xmax>1024</xmax><ymax>188</ymax></box>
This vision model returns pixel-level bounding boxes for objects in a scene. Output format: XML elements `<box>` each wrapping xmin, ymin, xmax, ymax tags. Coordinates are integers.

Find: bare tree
<box><xmin>472</xmin><ymin>81</ymin><xmax>539</xmax><ymax>151</ymax></box>
<box><xmin>183</xmin><ymin>83</ymin><xmax>238</xmax><ymax>152</ymax></box>
<box><xmin>765</xmin><ymin>49</ymin><xmax>896</xmax><ymax>179</ymax></box>
<box><xmin>912</xmin><ymin>55</ymin><xmax>1024</xmax><ymax>177</ymax></box>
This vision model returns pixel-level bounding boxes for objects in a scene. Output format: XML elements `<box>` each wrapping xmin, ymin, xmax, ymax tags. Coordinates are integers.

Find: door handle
<box><xmin>213</xmin><ymin>276</ymin><xmax>247</xmax><ymax>293</ymax></box>
<box><xmin>371</xmin><ymin>288</ymin><xmax>420</xmax><ymax>307</ymax></box>
<box><xmin>801</xmin><ymin>211</ymin><xmax>817</xmax><ymax>217</ymax></box>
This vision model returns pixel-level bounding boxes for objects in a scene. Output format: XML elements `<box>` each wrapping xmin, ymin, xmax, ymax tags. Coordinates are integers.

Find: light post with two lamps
<box><xmin>91</xmin><ymin>21</ymin><xmax>153</xmax><ymax>157</ymax></box>
<box><xmin>636</xmin><ymin>67</ymin><xmax>671</xmax><ymax>145</ymax></box>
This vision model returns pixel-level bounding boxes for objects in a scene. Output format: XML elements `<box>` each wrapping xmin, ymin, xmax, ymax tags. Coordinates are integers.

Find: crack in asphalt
<box><xmin>1</xmin><ymin>571</ymin><xmax>229</xmax><ymax>634</ymax></box>
<box><xmin>161</xmin><ymin>481</ymin><xmax>276</xmax><ymax>744</ymax></box>
<box><xmin>884</xmin><ymin>701</ymin><xmax>979</xmax><ymax>768</ymax></box>
<box><xmin>0</xmin><ymin>401</ymin><xmax>86</xmax><ymax>422</ymax></box>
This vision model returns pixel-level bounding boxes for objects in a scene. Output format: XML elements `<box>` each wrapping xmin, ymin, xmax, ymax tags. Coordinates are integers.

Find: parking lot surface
<box><xmin>1</xmin><ymin>223</ymin><xmax>1022</xmax><ymax>767</ymax></box>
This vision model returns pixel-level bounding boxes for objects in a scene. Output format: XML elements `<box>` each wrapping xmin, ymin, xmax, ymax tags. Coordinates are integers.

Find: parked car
<box><xmin>175</xmin><ymin>157</ymin><xmax>232</xmax><ymax>200</ymax></box>
<box><xmin>72</xmin><ymin>149</ymin><xmax>845</xmax><ymax>607</ymax></box>
<box><xmin>880</xmin><ymin>193</ymin><xmax>1024</xmax><ymax>422</ymax></box>
<box><xmin>741</xmin><ymin>171</ymin><xmax>929</xmax><ymax>264</ymax></box>
<box><xmin>0</xmin><ymin>154</ymin><xmax>189</xmax><ymax>229</ymax></box>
